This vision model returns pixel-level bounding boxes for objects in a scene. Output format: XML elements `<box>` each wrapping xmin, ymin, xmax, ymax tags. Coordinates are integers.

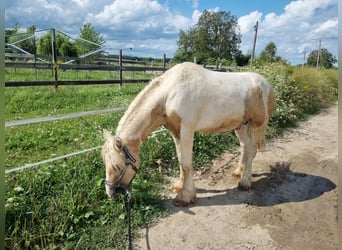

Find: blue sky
<box><xmin>5</xmin><ymin>0</ymin><xmax>338</xmax><ymax>65</ymax></box>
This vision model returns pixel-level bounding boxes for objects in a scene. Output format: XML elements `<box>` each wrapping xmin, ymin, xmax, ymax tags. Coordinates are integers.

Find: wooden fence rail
<box><xmin>5</xmin><ymin>51</ymin><xmax>168</xmax><ymax>89</ymax></box>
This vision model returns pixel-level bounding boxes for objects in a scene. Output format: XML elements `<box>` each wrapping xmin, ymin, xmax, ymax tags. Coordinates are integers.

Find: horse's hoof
<box><xmin>238</xmin><ymin>181</ymin><xmax>252</xmax><ymax>191</ymax></box>
<box><xmin>172</xmin><ymin>198</ymin><xmax>195</xmax><ymax>207</ymax></box>
<box><xmin>173</xmin><ymin>192</ymin><xmax>196</xmax><ymax>207</ymax></box>
<box><xmin>173</xmin><ymin>199</ymin><xmax>189</xmax><ymax>207</ymax></box>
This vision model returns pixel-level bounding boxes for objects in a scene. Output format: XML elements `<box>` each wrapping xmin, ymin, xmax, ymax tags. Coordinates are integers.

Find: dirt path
<box><xmin>135</xmin><ymin>105</ymin><xmax>338</xmax><ymax>250</ymax></box>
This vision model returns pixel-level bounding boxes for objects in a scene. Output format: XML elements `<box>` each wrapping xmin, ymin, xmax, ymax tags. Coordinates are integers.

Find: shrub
<box><xmin>254</xmin><ymin>63</ymin><xmax>337</xmax><ymax>129</ymax></box>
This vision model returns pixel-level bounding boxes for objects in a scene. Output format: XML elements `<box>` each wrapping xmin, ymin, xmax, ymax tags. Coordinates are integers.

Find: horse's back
<box><xmin>160</xmin><ymin>63</ymin><xmax>274</xmax><ymax>132</ymax></box>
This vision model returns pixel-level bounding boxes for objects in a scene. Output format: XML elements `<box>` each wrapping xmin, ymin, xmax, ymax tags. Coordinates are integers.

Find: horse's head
<box><xmin>102</xmin><ymin>129</ymin><xmax>139</xmax><ymax>198</ymax></box>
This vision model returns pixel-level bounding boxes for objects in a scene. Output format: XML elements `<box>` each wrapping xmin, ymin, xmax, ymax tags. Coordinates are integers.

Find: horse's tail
<box><xmin>248</xmin><ymin>83</ymin><xmax>275</xmax><ymax>150</ymax></box>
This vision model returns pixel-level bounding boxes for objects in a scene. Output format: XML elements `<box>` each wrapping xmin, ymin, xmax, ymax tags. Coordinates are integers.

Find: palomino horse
<box><xmin>102</xmin><ymin>62</ymin><xmax>275</xmax><ymax>206</ymax></box>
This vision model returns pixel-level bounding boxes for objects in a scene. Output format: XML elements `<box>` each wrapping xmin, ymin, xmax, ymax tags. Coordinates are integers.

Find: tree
<box><xmin>37</xmin><ymin>32</ymin><xmax>78</xmax><ymax>57</ymax></box>
<box><xmin>173</xmin><ymin>10</ymin><xmax>241</xmax><ymax>64</ymax></box>
<box><xmin>75</xmin><ymin>23</ymin><xmax>105</xmax><ymax>56</ymax></box>
<box><xmin>173</xmin><ymin>28</ymin><xmax>197</xmax><ymax>62</ymax></box>
<box><xmin>235</xmin><ymin>52</ymin><xmax>251</xmax><ymax>66</ymax></box>
<box><xmin>5</xmin><ymin>22</ymin><xmax>20</xmax><ymax>43</ymax></box>
<box><xmin>6</xmin><ymin>24</ymin><xmax>36</xmax><ymax>54</ymax></box>
<box><xmin>307</xmin><ymin>48</ymin><xmax>337</xmax><ymax>69</ymax></box>
<box><xmin>259</xmin><ymin>42</ymin><xmax>277</xmax><ymax>63</ymax></box>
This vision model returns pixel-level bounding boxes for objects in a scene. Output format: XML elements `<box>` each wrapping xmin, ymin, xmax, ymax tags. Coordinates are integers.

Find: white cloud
<box><xmin>238</xmin><ymin>0</ymin><xmax>338</xmax><ymax>64</ymax></box>
<box><xmin>192</xmin><ymin>9</ymin><xmax>201</xmax><ymax>25</ymax></box>
<box><xmin>86</xmin><ymin>0</ymin><xmax>191</xmax><ymax>39</ymax></box>
<box><xmin>70</xmin><ymin>0</ymin><xmax>90</xmax><ymax>7</ymax></box>
<box><xmin>238</xmin><ymin>11</ymin><xmax>262</xmax><ymax>34</ymax></box>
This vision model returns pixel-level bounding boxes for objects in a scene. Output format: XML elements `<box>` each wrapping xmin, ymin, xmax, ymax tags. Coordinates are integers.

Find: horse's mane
<box><xmin>116</xmin><ymin>63</ymin><xmax>198</xmax><ymax>136</ymax></box>
<box><xmin>116</xmin><ymin>75</ymin><xmax>164</xmax><ymax>134</ymax></box>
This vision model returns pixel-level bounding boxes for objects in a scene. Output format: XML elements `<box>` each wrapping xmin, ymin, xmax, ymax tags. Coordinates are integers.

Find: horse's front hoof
<box><xmin>173</xmin><ymin>198</ymin><xmax>195</xmax><ymax>207</ymax></box>
<box><xmin>173</xmin><ymin>199</ymin><xmax>190</xmax><ymax>207</ymax></box>
<box><xmin>173</xmin><ymin>192</ymin><xmax>196</xmax><ymax>207</ymax></box>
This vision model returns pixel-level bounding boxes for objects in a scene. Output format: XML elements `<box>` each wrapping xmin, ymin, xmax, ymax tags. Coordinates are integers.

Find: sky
<box><xmin>5</xmin><ymin>0</ymin><xmax>338</xmax><ymax>65</ymax></box>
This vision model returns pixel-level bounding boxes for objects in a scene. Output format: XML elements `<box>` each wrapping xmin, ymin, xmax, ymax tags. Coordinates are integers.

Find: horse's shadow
<box><xmin>165</xmin><ymin>161</ymin><xmax>336</xmax><ymax>213</ymax></box>
<box><xmin>138</xmin><ymin>161</ymin><xmax>336</xmax><ymax>249</ymax></box>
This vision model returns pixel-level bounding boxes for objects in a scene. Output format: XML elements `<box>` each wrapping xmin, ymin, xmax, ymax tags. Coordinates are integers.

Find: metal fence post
<box><xmin>51</xmin><ymin>29</ymin><xmax>58</xmax><ymax>91</ymax></box>
<box><xmin>119</xmin><ymin>49</ymin><xmax>123</xmax><ymax>89</ymax></box>
<box><xmin>163</xmin><ymin>53</ymin><xmax>166</xmax><ymax>72</ymax></box>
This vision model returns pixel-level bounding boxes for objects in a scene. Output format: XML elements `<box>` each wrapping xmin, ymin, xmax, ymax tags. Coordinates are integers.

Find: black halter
<box><xmin>105</xmin><ymin>135</ymin><xmax>138</xmax><ymax>193</ymax></box>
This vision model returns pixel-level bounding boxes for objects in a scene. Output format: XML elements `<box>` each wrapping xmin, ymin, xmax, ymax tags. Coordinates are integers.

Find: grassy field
<box><xmin>5</xmin><ymin>67</ymin><xmax>157</xmax><ymax>83</ymax></box>
<box><xmin>5</xmin><ymin>64</ymin><xmax>338</xmax><ymax>249</ymax></box>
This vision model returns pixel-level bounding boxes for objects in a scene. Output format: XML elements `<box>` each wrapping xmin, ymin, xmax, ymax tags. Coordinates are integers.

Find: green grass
<box><xmin>5</xmin><ymin>64</ymin><xmax>338</xmax><ymax>249</ymax></box>
<box><xmin>5</xmin><ymin>78</ymin><xmax>239</xmax><ymax>249</ymax></box>
<box><xmin>5</xmin><ymin>68</ymin><xmax>155</xmax><ymax>82</ymax></box>
<box><xmin>5</xmin><ymin>83</ymin><xmax>146</xmax><ymax>120</ymax></box>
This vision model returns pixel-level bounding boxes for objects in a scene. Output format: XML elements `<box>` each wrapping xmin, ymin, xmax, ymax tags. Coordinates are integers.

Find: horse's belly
<box><xmin>195</xmin><ymin>109</ymin><xmax>244</xmax><ymax>133</ymax></box>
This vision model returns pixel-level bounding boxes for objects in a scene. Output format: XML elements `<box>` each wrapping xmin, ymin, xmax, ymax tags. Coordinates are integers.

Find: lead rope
<box><xmin>125</xmin><ymin>189</ymin><xmax>133</xmax><ymax>250</ymax></box>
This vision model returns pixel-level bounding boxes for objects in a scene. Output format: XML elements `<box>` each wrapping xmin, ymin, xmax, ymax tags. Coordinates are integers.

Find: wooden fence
<box><xmin>5</xmin><ymin>51</ymin><xmax>169</xmax><ymax>89</ymax></box>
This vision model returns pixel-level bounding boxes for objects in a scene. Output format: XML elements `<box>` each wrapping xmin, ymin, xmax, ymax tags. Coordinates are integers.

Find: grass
<box><xmin>5</xmin><ymin>67</ymin><xmax>156</xmax><ymax>82</ymax></box>
<box><xmin>5</xmin><ymin>64</ymin><xmax>338</xmax><ymax>249</ymax></box>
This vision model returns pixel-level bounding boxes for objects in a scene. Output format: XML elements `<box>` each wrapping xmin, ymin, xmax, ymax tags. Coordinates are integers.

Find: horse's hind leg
<box><xmin>234</xmin><ymin>123</ymin><xmax>260</xmax><ymax>190</ymax></box>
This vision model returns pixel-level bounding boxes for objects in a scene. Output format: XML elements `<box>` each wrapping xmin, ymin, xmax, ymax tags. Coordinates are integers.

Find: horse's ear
<box><xmin>103</xmin><ymin>129</ymin><xmax>112</xmax><ymax>140</ymax></box>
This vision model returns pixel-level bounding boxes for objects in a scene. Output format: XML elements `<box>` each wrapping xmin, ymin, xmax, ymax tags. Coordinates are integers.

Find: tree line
<box><xmin>6</xmin><ymin>10</ymin><xmax>337</xmax><ymax>68</ymax></box>
<box><xmin>173</xmin><ymin>10</ymin><xmax>336</xmax><ymax>68</ymax></box>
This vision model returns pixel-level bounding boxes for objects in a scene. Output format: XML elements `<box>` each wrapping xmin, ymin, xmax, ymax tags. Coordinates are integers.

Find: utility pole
<box><xmin>250</xmin><ymin>21</ymin><xmax>259</xmax><ymax>66</ymax></box>
<box><xmin>302</xmin><ymin>51</ymin><xmax>306</xmax><ymax>68</ymax></box>
<box><xmin>316</xmin><ymin>40</ymin><xmax>321</xmax><ymax>69</ymax></box>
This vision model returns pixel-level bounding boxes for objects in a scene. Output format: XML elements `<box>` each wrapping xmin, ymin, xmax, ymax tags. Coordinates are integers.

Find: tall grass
<box><xmin>5</xmin><ymin>64</ymin><xmax>338</xmax><ymax>249</ymax></box>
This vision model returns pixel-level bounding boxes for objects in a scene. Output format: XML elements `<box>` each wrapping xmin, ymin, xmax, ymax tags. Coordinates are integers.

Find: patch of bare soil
<box><xmin>135</xmin><ymin>105</ymin><xmax>338</xmax><ymax>250</ymax></box>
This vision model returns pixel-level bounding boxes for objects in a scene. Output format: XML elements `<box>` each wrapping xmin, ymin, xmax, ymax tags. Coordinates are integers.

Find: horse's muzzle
<box><xmin>105</xmin><ymin>182</ymin><xmax>129</xmax><ymax>199</ymax></box>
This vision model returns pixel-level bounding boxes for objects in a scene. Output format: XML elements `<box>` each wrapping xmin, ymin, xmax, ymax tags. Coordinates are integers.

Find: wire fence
<box><xmin>5</xmin><ymin>106</ymin><xmax>167</xmax><ymax>174</ymax></box>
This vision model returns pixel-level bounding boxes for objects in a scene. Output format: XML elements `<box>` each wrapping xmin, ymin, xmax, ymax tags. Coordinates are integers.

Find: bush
<box><xmin>254</xmin><ymin>63</ymin><xmax>337</xmax><ymax>129</ymax></box>
<box><xmin>291</xmin><ymin>67</ymin><xmax>337</xmax><ymax>114</ymax></box>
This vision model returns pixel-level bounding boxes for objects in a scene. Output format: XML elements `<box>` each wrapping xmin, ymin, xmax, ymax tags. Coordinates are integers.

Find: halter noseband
<box><xmin>105</xmin><ymin>135</ymin><xmax>138</xmax><ymax>194</ymax></box>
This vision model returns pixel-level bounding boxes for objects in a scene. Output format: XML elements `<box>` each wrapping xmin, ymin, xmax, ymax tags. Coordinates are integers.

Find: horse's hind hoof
<box><xmin>238</xmin><ymin>181</ymin><xmax>252</xmax><ymax>191</ymax></box>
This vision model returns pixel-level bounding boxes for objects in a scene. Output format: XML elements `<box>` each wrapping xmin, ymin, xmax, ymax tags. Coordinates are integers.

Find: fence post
<box><xmin>51</xmin><ymin>29</ymin><xmax>58</xmax><ymax>91</ymax></box>
<box><xmin>163</xmin><ymin>53</ymin><xmax>166</xmax><ymax>72</ymax></box>
<box><xmin>119</xmin><ymin>49</ymin><xmax>123</xmax><ymax>89</ymax></box>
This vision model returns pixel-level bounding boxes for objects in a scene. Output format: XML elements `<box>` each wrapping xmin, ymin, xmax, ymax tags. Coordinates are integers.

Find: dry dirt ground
<box><xmin>135</xmin><ymin>105</ymin><xmax>338</xmax><ymax>250</ymax></box>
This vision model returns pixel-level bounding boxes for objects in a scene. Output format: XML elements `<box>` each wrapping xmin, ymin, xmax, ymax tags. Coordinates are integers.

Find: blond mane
<box><xmin>116</xmin><ymin>75</ymin><xmax>165</xmax><ymax>138</ymax></box>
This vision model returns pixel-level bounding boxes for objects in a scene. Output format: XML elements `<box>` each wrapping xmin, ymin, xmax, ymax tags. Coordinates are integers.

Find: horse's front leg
<box><xmin>171</xmin><ymin>129</ymin><xmax>196</xmax><ymax>207</ymax></box>
<box><xmin>170</xmin><ymin>134</ymin><xmax>184</xmax><ymax>194</ymax></box>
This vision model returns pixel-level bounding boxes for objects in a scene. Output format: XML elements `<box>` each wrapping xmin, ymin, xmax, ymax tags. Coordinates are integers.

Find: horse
<box><xmin>102</xmin><ymin>62</ymin><xmax>275</xmax><ymax>207</ymax></box>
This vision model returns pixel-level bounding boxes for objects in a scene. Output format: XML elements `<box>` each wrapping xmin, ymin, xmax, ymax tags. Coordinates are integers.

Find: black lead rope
<box><xmin>125</xmin><ymin>189</ymin><xmax>133</xmax><ymax>250</ymax></box>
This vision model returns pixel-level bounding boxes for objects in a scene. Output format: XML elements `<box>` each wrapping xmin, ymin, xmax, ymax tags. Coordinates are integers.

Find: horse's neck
<box><xmin>116</xmin><ymin>84</ymin><xmax>164</xmax><ymax>148</ymax></box>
